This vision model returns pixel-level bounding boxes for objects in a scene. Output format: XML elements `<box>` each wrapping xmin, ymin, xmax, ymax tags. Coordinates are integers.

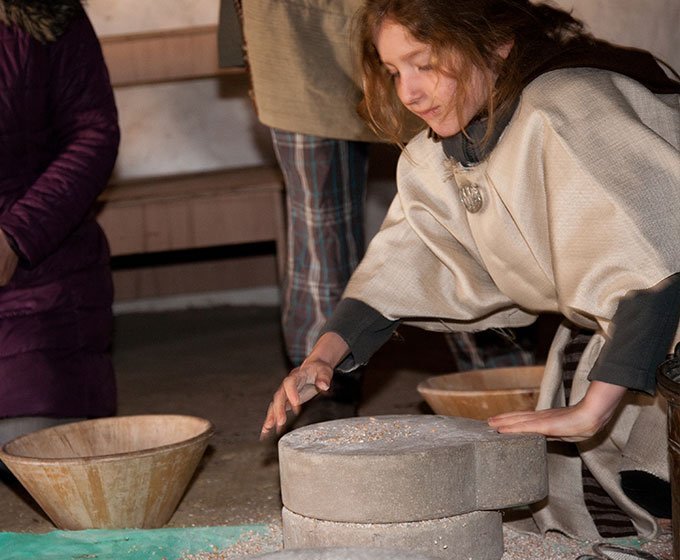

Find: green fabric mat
<box><xmin>0</xmin><ymin>524</ymin><xmax>270</xmax><ymax>560</ymax></box>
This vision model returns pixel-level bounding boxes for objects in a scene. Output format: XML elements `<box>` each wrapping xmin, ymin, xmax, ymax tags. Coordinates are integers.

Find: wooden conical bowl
<box><xmin>0</xmin><ymin>414</ymin><xmax>213</xmax><ymax>530</ymax></box>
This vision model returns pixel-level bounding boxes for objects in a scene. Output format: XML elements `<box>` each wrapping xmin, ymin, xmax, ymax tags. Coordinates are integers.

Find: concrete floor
<box><xmin>0</xmin><ymin>304</ymin><xmax>674</xmax><ymax>559</ymax></box>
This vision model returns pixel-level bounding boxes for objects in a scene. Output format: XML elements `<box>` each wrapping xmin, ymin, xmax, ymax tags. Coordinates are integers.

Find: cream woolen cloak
<box><xmin>344</xmin><ymin>68</ymin><xmax>680</xmax><ymax>539</ymax></box>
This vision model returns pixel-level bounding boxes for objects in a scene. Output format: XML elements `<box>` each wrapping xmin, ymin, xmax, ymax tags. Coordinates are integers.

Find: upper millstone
<box><xmin>278</xmin><ymin>414</ymin><xmax>547</xmax><ymax>523</ymax></box>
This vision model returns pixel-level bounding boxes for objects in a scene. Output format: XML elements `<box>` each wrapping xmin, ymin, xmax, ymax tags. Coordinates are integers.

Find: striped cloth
<box><xmin>562</xmin><ymin>328</ymin><xmax>637</xmax><ymax>538</ymax></box>
<box><xmin>444</xmin><ymin>328</ymin><xmax>536</xmax><ymax>370</ymax></box>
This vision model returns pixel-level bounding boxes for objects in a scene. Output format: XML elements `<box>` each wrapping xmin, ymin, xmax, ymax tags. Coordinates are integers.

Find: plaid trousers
<box><xmin>272</xmin><ymin>129</ymin><xmax>369</xmax><ymax>366</ymax></box>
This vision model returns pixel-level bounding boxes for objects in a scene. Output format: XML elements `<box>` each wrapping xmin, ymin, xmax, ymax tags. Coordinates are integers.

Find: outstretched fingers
<box><xmin>260</xmin><ymin>387</ymin><xmax>292</xmax><ymax>439</ymax></box>
<box><xmin>489</xmin><ymin>381</ymin><xmax>627</xmax><ymax>441</ymax></box>
<box><xmin>259</xmin><ymin>364</ymin><xmax>333</xmax><ymax>440</ymax></box>
<box><xmin>488</xmin><ymin>406</ymin><xmax>597</xmax><ymax>441</ymax></box>
<box><xmin>489</xmin><ymin>410</ymin><xmax>554</xmax><ymax>434</ymax></box>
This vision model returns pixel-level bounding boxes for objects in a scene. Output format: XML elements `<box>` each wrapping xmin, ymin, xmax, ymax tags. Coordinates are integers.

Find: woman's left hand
<box><xmin>487</xmin><ymin>381</ymin><xmax>627</xmax><ymax>441</ymax></box>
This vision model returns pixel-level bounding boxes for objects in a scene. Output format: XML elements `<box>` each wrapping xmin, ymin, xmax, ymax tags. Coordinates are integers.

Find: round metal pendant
<box><xmin>459</xmin><ymin>183</ymin><xmax>483</xmax><ymax>213</ymax></box>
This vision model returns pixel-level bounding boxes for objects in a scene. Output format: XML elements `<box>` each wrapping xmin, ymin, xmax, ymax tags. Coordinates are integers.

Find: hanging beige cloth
<box><xmin>238</xmin><ymin>0</ymin><xmax>377</xmax><ymax>141</ymax></box>
<box><xmin>344</xmin><ymin>67</ymin><xmax>680</xmax><ymax>539</ymax></box>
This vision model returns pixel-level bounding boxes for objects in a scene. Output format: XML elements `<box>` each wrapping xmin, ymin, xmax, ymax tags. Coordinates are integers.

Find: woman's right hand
<box><xmin>260</xmin><ymin>332</ymin><xmax>350</xmax><ymax>439</ymax></box>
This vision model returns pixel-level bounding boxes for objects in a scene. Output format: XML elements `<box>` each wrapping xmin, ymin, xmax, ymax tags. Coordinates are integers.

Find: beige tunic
<box><xmin>344</xmin><ymin>67</ymin><xmax>680</xmax><ymax>539</ymax></box>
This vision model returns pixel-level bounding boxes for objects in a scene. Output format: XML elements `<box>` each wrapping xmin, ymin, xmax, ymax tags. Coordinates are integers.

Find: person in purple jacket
<box><xmin>0</xmin><ymin>0</ymin><xmax>120</xmax><ymax>449</ymax></box>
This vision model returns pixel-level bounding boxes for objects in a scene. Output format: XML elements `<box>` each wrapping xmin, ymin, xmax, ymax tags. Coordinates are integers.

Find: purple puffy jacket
<box><xmin>0</xmin><ymin>2</ymin><xmax>120</xmax><ymax>419</ymax></box>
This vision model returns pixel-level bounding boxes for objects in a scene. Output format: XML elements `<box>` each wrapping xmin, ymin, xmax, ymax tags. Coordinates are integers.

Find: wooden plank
<box><xmin>98</xmin><ymin>191</ymin><xmax>283</xmax><ymax>253</ymax></box>
<box><xmin>100</xmin><ymin>166</ymin><xmax>283</xmax><ymax>204</ymax></box>
<box><xmin>96</xmin><ymin>166</ymin><xmax>287</xmax><ymax>278</ymax></box>
<box><xmin>100</xmin><ymin>25</ymin><xmax>245</xmax><ymax>87</ymax></box>
<box><xmin>112</xmin><ymin>256</ymin><xmax>278</xmax><ymax>301</ymax></box>
<box><xmin>97</xmin><ymin>205</ymin><xmax>146</xmax><ymax>256</ymax></box>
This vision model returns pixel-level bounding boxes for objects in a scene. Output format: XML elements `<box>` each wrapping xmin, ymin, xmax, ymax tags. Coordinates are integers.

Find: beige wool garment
<box><xmin>344</xmin><ymin>67</ymin><xmax>680</xmax><ymax>540</ymax></box>
<box><xmin>240</xmin><ymin>0</ymin><xmax>378</xmax><ymax>142</ymax></box>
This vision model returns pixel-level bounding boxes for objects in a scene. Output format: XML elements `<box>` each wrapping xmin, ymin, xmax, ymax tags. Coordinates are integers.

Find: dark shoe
<box><xmin>591</xmin><ymin>543</ymin><xmax>662</xmax><ymax>560</ymax></box>
<box><xmin>620</xmin><ymin>470</ymin><xmax>672</xmax><ymax>519</ymax></box>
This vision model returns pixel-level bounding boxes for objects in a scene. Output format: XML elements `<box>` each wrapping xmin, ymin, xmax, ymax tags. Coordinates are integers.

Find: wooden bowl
<box><xmin>0</xmin><ymin>414</ymin><xmax>214</xmax><ymax>530</ymax></box>
<box><xmin>417</xmin><ymin>366</ymin><xmax>544</xmax><ymax>420</ymax></box>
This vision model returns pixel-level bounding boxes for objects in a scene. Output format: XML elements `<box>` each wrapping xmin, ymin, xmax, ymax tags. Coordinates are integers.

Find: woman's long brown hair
<box><xmin>355</xmin><ymin>0</ymin><xmax>590</xmax><ymax>145</ymax></box>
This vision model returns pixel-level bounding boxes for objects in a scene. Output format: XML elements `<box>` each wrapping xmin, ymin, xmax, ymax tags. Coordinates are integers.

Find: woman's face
<box><xmin>374</xmin><ymin>19</ymin><xmax>492</xmax><ymax>138</ymax></box>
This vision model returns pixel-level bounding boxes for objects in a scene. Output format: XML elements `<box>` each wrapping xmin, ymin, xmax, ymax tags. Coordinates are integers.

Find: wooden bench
<box><xmin>97</xmin><ymin>166</ymin><xmax>286</xmax><ymax>277</ymax></box>
<box><xmin>95</xmin><ymin>26</ymin><xmax>286</xmax><ymax>282</ymax></box>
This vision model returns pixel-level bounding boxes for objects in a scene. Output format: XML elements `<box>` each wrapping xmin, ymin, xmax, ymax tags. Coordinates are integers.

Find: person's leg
<box><xmin>0</xmin><ymin>417</ymin><xmax>83</xmax><ymax>478</ymax></box>
<box><xmin>271</xmin><ymin>129</ymin><xmax>369</xmax><ymax>421</ymax></box>
<box><xmin>0</xmin><ymin>416</ymin><xmax>83</xmax><ymax>447</ymax></box>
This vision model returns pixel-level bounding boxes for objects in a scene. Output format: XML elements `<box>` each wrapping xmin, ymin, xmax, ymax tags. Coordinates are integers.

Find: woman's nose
<box><xmin>397</xmin><ymin>75</ymin><xmax>423</xmax><ymax>107</ymax></box>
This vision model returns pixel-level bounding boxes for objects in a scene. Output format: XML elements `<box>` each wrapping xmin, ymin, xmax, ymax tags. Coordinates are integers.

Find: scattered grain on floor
<box><xmin>179</xmin><ymin>519</ymin><xmax>673</xmax><ymax>560</ymax></box>
<box><xmin>179</xmin><ymin>524</ymin><xmax>283</xmax><ymax>559</ymax></box>
<box><xmin>502</xmin><ymin>521</ymin><xmax>674</xmax><ymax>560</ymax></box>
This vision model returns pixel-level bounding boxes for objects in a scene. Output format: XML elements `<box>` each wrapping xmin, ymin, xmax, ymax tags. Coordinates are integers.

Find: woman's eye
<box><xmin>418</xmin><ymin>64</ymin><xmax>433</xmax><ymax>72</ymax></box>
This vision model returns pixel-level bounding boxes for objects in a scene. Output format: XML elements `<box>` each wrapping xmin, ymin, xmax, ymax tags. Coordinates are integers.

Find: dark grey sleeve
<box><xmin>589</xmin><ymin>273</ymin><xmax>680</xmax><ymax>394</ymax></box>
<box><xmin>318</xmin><ymin>298</ymin><xmax>400</xmax><ymax>372</ymax></box>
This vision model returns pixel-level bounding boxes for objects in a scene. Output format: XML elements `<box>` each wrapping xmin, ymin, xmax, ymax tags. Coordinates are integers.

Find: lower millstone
<box><xmin>281</xmin><ymin>507</ymin><xmax>504</xmax><ymax>560</ymax></box>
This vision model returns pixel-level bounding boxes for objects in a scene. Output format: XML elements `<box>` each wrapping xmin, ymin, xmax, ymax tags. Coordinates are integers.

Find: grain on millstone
<box><xmin>284</xmin><ymin>415</ymin><xmax>500</xmax><ymax>455</ymax></box>
<box><xmin>311</xmin><ymin>417</ymin><xmax>416</xmax><ymax>445</ymax></box>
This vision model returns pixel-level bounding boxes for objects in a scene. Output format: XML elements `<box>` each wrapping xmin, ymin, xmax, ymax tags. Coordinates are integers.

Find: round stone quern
<box><xmin>278</xmin><ymin>415</ymin><xmax>547</xmax><ymax>524</ymax></box>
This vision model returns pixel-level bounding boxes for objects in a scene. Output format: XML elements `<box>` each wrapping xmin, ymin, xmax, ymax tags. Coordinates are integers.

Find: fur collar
<box><xmin>0</xmin><ymin>0</ymin><xmax>83</xmax><ymax>42</ymax></box>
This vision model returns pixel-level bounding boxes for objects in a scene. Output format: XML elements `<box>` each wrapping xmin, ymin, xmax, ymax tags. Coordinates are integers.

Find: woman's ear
<box><xmin>496</xmin><ymin>40</ymin><xmax>514</xmax><ymax>60</ymax></box>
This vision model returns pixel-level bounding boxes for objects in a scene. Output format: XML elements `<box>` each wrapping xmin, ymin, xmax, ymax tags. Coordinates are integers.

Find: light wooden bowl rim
<box><xmin>0</xmin><ymin>414</ymin><xmax>214</xmax><ymax>466</ymax></box>
<box><xmin>417</xmin><ymin>365</ymin><xmax>544</xmax><ymax>397</ymax></box>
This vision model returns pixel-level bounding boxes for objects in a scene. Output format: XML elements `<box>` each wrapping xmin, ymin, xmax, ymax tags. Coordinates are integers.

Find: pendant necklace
<box><xmin>458</xmin><ymin>182</ymin><xmax>483</xmax><ymax>213</ymax></box>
